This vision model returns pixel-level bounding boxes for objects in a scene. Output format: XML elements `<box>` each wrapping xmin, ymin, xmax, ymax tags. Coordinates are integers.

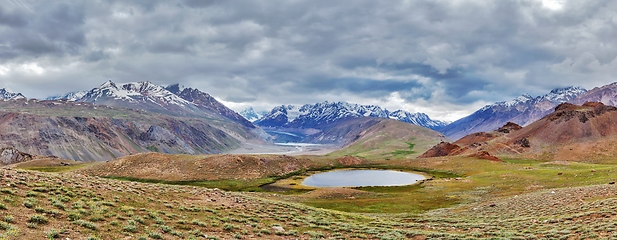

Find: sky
<box><xmin>1</xmin><ymin>0</ymin><xmax>617</xmax><ymax>122</ymax></box>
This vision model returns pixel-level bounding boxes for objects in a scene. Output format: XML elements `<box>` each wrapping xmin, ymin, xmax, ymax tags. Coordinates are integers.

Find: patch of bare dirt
<box><xmin>454</xmin><ymin>132</ymin><xmax>496</xmax><ymax>146</ymax></box>
<box><xmin>336</xmin><ymin>155</ymin><xmax>364</xmax><ymax>166</ymax></box>
<box><xmin>468</xmin><ymin>151</ymin><xmax>502</xmax><ymax>162</ymax></box>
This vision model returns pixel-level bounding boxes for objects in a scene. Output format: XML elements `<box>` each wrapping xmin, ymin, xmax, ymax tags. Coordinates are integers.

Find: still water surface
<box><xmin>303</xmin><ymin>170</ymin><xmax>426</xmax><ymax>187</ymax></box>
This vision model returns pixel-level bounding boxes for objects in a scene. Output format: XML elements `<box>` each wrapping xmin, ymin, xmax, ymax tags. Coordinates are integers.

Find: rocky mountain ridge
<box><xmin>571</xmin><ymin>82</ymin><xmax>617</xmax><ymax>106</ymax></box>
<box><xmin>420</xmin><ymin>102</ymin><xmax>617</xmax><ymax>161</ymax></box>
<box><xmin>253</xmin><ymin>101</ymin><xmax>448</xmax><ymax>130</ymax></box>
<box><xmin>0</xmin><ymin>99</ymin><xmax>255</xmax><ymax>161</ymax></box>
<box><xmin>48</xmin><ymin>81</ymin><xmax>255</xmax><ymax>128</ymax></box>
<box><xmin>0</xmin><ymin>88</ymin><xmax>26</xmax><ymax>101</ymax></box>
<box><xmin>440</xmin><ymin>86</ymin><xmax>587</xmax><ymax>140</ymax></box>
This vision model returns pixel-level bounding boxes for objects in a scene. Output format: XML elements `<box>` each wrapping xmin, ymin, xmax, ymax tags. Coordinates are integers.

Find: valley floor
<box><xmin>5</xmin><ymin>154</ymin><xmax>617</xmax><ymax>239</ymax></box>
<box><xmin>228</xmin><ymin>142</ymin><xmax>339</xmax><ymax>156</ymax></box>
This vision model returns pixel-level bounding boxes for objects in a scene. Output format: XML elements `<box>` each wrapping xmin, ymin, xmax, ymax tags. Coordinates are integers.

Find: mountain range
<box><xmin>48</xmin><ymin>81</ymin><xmax>255</xmax><ymax>129</ymax></box>
<box><xmin>239</xmin><ymin>107</ymin><xmax>267</xmax><ymax>122</ymax></box>
<box><xmin>0</xmin><ymin>88</ymin><xmax>26</xmax><ymax>101</ymax></box>
<box><xmin>440</xmin><ymin>87</ymin><xmax>588</xmax><ymax>140</ymax></box>
<box><xmin>0</xmin><ymin>81</ymin><xmax>265</xmax><ymax>161</ymax></box>
<box><xmin>421</xmin><ymin>101</ymin><xmax>617</xmax><ymax>161</ymax></box>
<box><xmin>250</xmin><ymin>101</ymin><xmax>448</xmax><ymax>130</ymax></box>
<box><xmin>4</xmin><ymin>80</ymin><xmax>617</xmax><ymax>161</ymax></box>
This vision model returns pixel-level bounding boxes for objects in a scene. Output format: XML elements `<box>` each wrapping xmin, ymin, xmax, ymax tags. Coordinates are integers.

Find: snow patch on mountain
<box><xmin>46</xmin><ymin>90</ymin><xmax>89</xmax><ymax>101</ymax></box>
<box><xmin>388</xmin><ymin>110</ymin><xmax>449</xmax><ymax>128</ymax></box>
<box><xmin>0</xmin><ymin>88</ymin><xmax>26</xmax><ymax>101</ymax></box>
<box><xmin>79</xmin><ymin>80</ymin><xmax>194</xmax><ymax>108</ymax></box>
<box><xmin>480</xmin><ymin>86</ymin><xmax>587</xmax><ymax>112</ymax></box>
<box><xmin>239</xmin><ymin>107</ymin><xmax>265</xmax><ymax>122</ymax></box>
<box><xmin>255</xmin><ymin>101</ymin><xmax>446</xmax><ymax>130</ymax></box>
<box><xmin>442</xmin><ymin>86</ymin><xmax>588</xmax><ymax>140</ymax></box>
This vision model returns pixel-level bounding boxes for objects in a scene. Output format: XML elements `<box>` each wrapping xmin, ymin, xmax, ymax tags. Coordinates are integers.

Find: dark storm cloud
<box><xmin>0</xmin><ymin>5</ymin><xmax>28</xmax><ymax>27</ymax></box>
<box><xmin>0</xmin><ymin>1</ymin><xmax>85</xmax><ymax>60</ymax></box>
<box><xmin>1</xmin><ymin>0</ymin><xmax>616</xmax><ymax>121</ymax></box>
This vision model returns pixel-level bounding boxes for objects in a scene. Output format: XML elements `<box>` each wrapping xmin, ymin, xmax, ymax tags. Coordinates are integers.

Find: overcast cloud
<box><xmin>0</xmin><ymin>0</ymin><xmax>616</xmax><ymax>121</ymax></box>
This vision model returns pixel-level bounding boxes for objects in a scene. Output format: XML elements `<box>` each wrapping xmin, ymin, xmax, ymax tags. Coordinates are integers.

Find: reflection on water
<box><xmin>303</xmin><ymin>170</ymin><xmax>425</xmax><ymax>187</ymax></box>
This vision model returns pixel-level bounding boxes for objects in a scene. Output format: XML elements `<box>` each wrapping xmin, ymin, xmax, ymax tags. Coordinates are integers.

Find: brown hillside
<box><xmin>454</xmin><ymin>132</ymin><xmax>497</xmax><ymax>146</ymax></box>
<box><xmin>417</xmin><ymin>142</ymin><xmax>466</xmax><ymax>158</ymax></box>
<box><xmin>506</xmin><ymin>102</ymin><xmax>617</xmax><ymax>144</ymax></box>
<box><xmin>455</xmin><ymin>122</ymin><xmax>522</xmax><ymax>146</ymax></box>
<box><xmin>420</xmin><ymin>122</ymin><xmax>524</xmax><ymax>159</ymax></box>
<box><xmin>330</xmin><ymin>118</ymin><xmax>446</xmax><ymax>158</ymax></box>
<box><xmin>81</xmin><ymin>153</ymin><xmax>318</xmax><ymax>181</ymax></box>
<box><xmin>479</xmin><ymin>102</ymin><xmax>617</xmax><ymax>160</ymax></box>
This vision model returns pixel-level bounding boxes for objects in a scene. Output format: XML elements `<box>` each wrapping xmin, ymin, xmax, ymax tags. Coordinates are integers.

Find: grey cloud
<box><xmin>82</xmin><ymin>50</ymin><xmax>110</xmax><ymax>62</ymax></box>
<box><xmin>1</xmin><ymin>0</ymin><xmax>617</xmax><ymax>121</ymax></box>
<box><xmin>0</xmin><ymin>6</ymin><xmax>28</xmax><ymax>27</ymax></box>
<box><xmin>181</xmin><ymin>0</ymin><xmax>222</xmax><ymax>9</ymax></box>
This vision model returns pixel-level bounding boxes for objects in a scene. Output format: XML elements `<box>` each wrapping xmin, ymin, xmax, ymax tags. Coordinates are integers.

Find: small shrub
<box><xmin>46</xmin><ymin>229</ymin><xmax>64</xmax><ymax>239</ymax></box>
<box><xmin>3</xmin><ymin>215</ymin><xmax>13</xmax><ymax>223</ymax></box>
<box><xmin>52</xmin><ymin>201</ymin><xmax>66</xmax><ymax>210</ymax></box>
<box><xmin>25</xmin><ymin>191</ymin><xmax>39</xmax><ymax>197</ymax></box>
<box><xmin>23</xmin><ymin>200</ymin><xmax>35</xmax><ymax>209</ymax></box>
<box><xmin>29</xmin><ymin>214</ymin><xmax>48</xmax><ymax>224</ymax></box>
<box><xmin>73</xmin><ymin>220</ymin><xmax>97</xmax><ymax>230</ymax></box>
<box><xmin>123</xmin><ymin>224</ymin><xmax>137</xmax><ymax>233</ymax></box>
<box><xmin>161</xmin><ymin>225</ymin><xmax>172</xmax><ymax>233</ymax></box>
<box><xmin>0</xmin><ymin>222</ymin><xmax>13</xmax><ymax>231</ymax></box>
<box><xmin>0</xmin><ymin>188</ymin><xmax>15</xmax><ymax>195</ymax></box>
<box><xmin>68</xmin><ymin>212</ymin><xmax>81</xmax><ymax>221</ymax></box>
<box><xmin>148</xmin><ymin>232</ymin><xmax>163</xmax><ymax>239</ymax></box>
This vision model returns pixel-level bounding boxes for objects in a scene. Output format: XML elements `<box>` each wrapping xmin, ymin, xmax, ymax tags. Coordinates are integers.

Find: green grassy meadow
<box><xmin>10</xmin><ymin>149</ymin><xmax>617</xmax><ymax>239</ymax></box>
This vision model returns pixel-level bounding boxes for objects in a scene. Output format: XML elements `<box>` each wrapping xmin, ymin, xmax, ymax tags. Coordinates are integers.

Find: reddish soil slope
<box><xmin>505</xmin><ymin>102</ymin><xmax>617</xmax><ymax>145</ymax></box>
<box><xmin>417</xmin><ymin>142</ymin><xmax>467</xmax><ymax>158</ymax></box>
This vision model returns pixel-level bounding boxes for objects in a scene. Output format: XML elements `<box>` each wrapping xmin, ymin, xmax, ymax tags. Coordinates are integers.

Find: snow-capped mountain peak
<box><xmin>239</xmin><ymin>107</ymin><xmax>267</xmax><ymax>122</ymax></box>
<box><xmin>543</xmin><ymin>86</ymin><xmax>587</xmax><ymax>102</ymax></box>
<box><xmin>0</xmin><ymin>88</ymin><xmax>26</xmax><ymax>101</ymax></box>
<box><xmin>480</xmin><ymin>86</ymin><xmax>586</xmax><ymax>112</ymax></box>
<box><xmin>81</xmin><ymin>80</ymin><xmax>193</xmax><ymax>107</ymax></box>
<box><xmin>255</xmin><ymin>101</ymin><xmax>446</xmax><ymax>130</ymax></box>
<box><xmin>46</xmin><ymin>90</ymin><xmax>89</xmax><ymax>101</ymax></box>
<box><xmin>388</xmin><ymin>110</ymin><xmax>449</xmax><ymax>128</ymax></box>
<box><xmin>442</xmin><ymin>86</ymin><xmax>588</xmax><ymax>140</ymax></box>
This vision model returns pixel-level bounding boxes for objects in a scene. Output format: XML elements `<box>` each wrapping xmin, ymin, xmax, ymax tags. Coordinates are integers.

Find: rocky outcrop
<box><xmin>0</xmin><ymin>147</ymin><xmax>34</xmax><ymax>165</ymax></box>
<box><xmin>497</xmin><ymin>122</ymin><xmax>522</xmax><ymax>133</ymax></box>
<box><xmin>418</xmin><ymin>142</ymin><xmax>466</xmax><ymax>158</ymax></box>
<box><xmin>549</xmin><ymin>102</ymin><xmax>617</xmax><ymax>123</ymax></box>
<box><xmin>468</xmin><ymin>151</ymin><xmax>501</xmax><ymax>161</ymax></box>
